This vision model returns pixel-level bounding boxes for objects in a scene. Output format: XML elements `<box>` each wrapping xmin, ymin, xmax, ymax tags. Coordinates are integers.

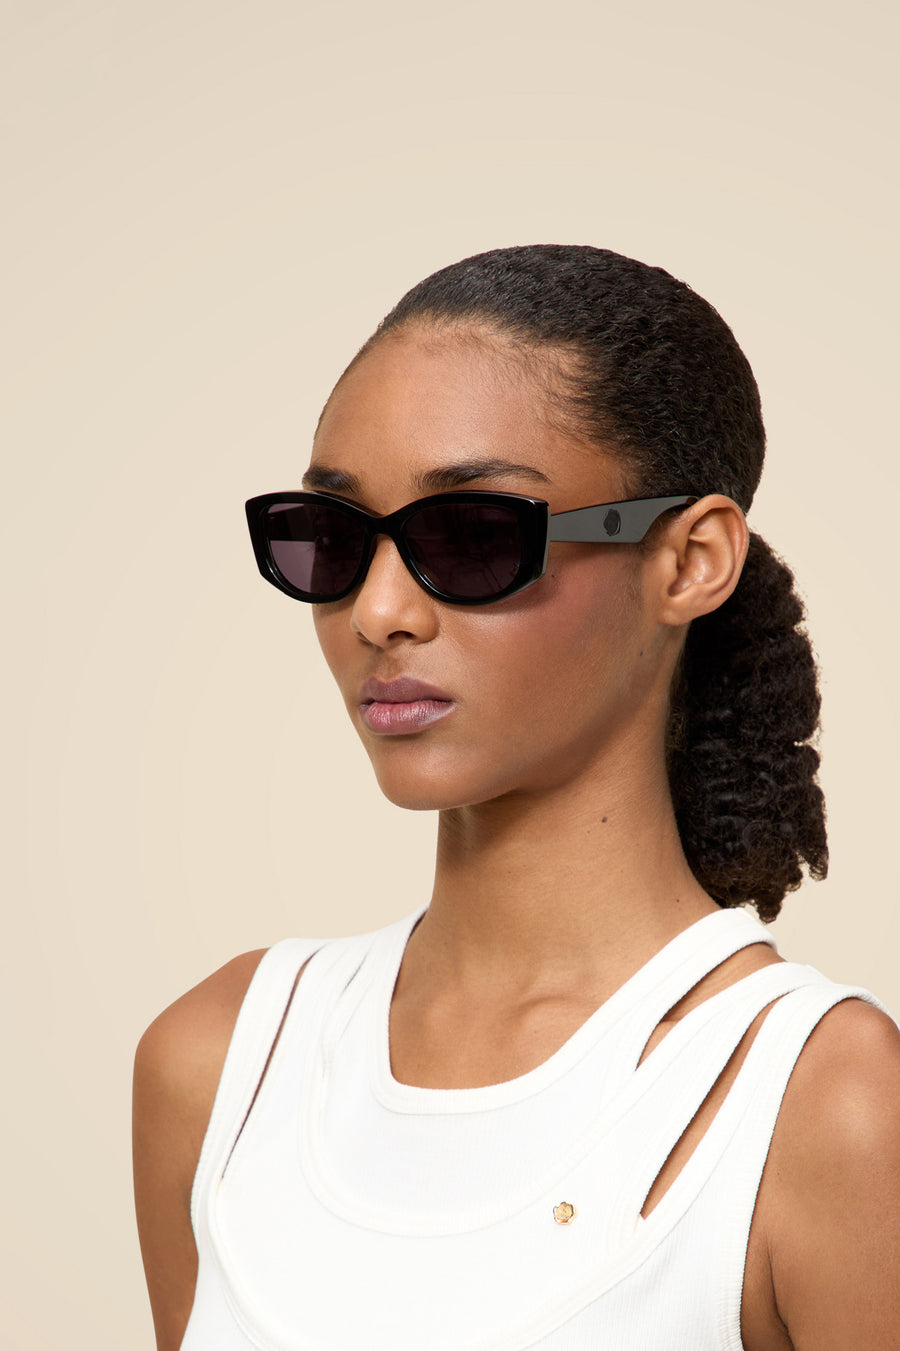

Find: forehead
<box><xmin>306</xmin><ymin>327</ymin><xmax>623</xmax><ymax>507</ymax></box>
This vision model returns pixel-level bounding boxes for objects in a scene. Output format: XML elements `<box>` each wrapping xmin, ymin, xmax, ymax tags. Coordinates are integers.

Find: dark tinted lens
<box><xmin>405</xmin><ymin>501</ymin><xmax>523</xmax><ymax>599</ymax></box>
<box><xmin>265</xmin><ymin>501</ymin><xmax>366</xmax><ymax>597</ymax></box>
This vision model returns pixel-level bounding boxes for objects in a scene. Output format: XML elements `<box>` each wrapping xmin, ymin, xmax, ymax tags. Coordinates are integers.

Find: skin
<box><xmin>134</xmin><ymin>324</ymin><xmax>900</xmax><ymax>1350</ymax></box>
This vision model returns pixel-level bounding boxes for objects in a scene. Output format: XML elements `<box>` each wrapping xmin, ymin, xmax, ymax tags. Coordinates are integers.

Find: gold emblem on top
<box><xmin>553</xmin><ymin>1201</ymin><xmax>577</xmax><ymax>1224</ymax></box>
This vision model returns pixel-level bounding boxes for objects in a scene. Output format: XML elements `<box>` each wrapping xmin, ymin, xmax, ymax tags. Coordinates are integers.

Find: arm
<box><xmin>132</xmin><ymin>950</ymin><xmax>267</xmax><ymax>1351</ymax></box>
<box><xmin>765</xmin><ymin>998</ymin><xmax>900</xmax><ymax>1349</ymax></box>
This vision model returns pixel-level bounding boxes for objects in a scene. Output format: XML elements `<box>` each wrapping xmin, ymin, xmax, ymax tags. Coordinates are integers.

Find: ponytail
<box><xmin>666</xmin><ymin>532</ymin><xmax>828</xmax><ymax>921</ymax></box>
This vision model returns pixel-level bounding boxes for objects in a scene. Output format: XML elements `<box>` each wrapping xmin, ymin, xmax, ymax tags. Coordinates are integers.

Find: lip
<box><xmin>359</xmin><ymin>699</ymin><xmax>455</xmax><ymax>735</ymax></box>
<box><xmin>359</xmin><ymin>675</ymin><xmax>456</xmax><ymax>736</ymax></box>
<box><xmin>360</xmin><ymin>676</ymin><xmax>454</xmax><ymax>704</ymax></box>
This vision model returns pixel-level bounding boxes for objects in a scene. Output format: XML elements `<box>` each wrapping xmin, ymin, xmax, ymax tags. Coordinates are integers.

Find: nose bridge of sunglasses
<box><xmin>358</xmin><ymin>522</ymin><xmax>421</xmax><ymax>588</ymax></box>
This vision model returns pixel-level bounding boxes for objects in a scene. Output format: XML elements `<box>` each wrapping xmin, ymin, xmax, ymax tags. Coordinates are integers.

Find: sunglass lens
<box><xmin>405</xmin><ymin>502</ymin><xmax>523</xmax><ymax>599</ymax></box>
<box><xmin>265</xmin><ymin>501</ymin><xmax>365</xmax><ymax>598</ymax></box>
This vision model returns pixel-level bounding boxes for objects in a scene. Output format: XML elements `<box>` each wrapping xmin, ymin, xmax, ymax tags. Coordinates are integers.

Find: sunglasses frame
<box><xmin>245</xmin><ymin>489</ymin><xmax>699</xmax><ymax>606</ymax></box>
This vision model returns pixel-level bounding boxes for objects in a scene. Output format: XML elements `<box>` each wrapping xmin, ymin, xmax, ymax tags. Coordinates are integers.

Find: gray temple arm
<box><xmin>548</xmin><ymin>495</ymin><xmax>697</xmax><ymax>544</ymax></box>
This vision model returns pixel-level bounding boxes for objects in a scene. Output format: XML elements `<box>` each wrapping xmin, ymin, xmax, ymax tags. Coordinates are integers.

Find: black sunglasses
<box><xmin>245</xmin><ymin>489</ymin><xmax>698</xmax><ymax>606</ymax></box>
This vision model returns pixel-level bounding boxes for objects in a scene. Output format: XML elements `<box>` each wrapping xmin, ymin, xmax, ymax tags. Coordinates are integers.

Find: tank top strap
<box><xmin>190</xmin><ymin>935</ymin><xmax>328</xmax><ymax>1234</ymax></box>
<box><xmin>702</xmin><ymin>978</ymin><xmax>890</xmax><ymax>1342</ymax></box>
<box><xmin>608</xmin><ymin>965</ymin><xmax>885</xmax><ymax>1235</ymax></box>
<box><xmin>600</xmin><ymin>906</ymin><xmax>775</xmax><ymax>1092</ymax></box>
<box><xmin>705</xmin><ymin>975</ymin><xmax>891</xmax><ymax>1168</ymax></box>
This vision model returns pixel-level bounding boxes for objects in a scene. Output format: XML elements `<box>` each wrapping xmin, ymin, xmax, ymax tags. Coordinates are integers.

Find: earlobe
<box><xmin>657</xmin><ymin>495</ymin><xmax>749</xmax><ymax>627</ymax></box>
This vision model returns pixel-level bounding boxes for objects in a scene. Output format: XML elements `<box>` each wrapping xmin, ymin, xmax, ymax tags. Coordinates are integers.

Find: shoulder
<box><xmin>776</xmin><ymin>995</ymin><xmax>900</xmax><ymax>1153</ymax></box>
<box><xmin>763</xmin><ymin>996</ymin><xmax>900</xmax><ymax>1348</ymax></box>
<box><xmin>132</xmin><ymin>949</ymin><xmax>269</xmax><ymax>1351</ymax></box>
<box><xmin>136</xmin><ymin>947</ymin><xmax>271</xmax><ymax>1067</ymax></box>
<box><xmin>134</xmin><ymin>948</ymin><xmax>270</xmax><ymax>1141</ymax></box>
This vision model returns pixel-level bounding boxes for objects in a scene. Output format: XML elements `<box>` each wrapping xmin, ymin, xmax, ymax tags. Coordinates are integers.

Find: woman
<box><xmin>133</xmin><ymin>245</ymin><xmax>900</xmax><ymax>1350</ymax></box>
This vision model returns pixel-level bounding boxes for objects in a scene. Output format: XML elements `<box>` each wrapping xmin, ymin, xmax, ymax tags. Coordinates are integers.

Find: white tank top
<box><xmin>182</xmin><ymin>904</ymin><xmax>886</xmax><ymax>1350</ymax></box>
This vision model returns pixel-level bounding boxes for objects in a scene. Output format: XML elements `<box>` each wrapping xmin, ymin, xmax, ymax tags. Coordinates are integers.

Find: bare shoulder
<box><xmin>132</xmin><ymin>949</ymin><xmax>268</xmax><ymax>1351</ymax></box>
<box><xmin>134</xmin><ymin>947</ymin><xmax>270</xmax><ymax>1124</ymax></box>
<box><xmin>775</xmin><ymin>996</ymin><xmax>900</xmax><ymax>1152</ymax></box>
<box><xmin>763</xmin><ymin>996</ymin><xmax>900</xmax><ymax>1350</ymax></box>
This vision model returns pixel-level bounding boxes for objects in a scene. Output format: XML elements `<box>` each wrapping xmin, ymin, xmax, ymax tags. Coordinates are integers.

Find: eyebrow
<box><xmin>301</xmin><ymin>456</ymin><xmax>553</xmax><ymax>495</ymax></box>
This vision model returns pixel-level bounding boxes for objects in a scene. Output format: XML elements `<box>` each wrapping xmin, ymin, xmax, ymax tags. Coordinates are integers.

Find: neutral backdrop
<box><xmin>3</xmin><ymin>1</ymin><xmax>897</xmax><ymax>1347</ymax></box>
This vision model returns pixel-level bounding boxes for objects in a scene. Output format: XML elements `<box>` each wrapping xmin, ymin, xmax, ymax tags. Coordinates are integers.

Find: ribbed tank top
<box><xmin>182</xmin><ymin>904</ymin><xmax>886</xmax><ymax>1350</ymax></box>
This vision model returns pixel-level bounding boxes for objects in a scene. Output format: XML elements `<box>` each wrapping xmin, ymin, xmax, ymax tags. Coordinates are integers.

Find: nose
<box><xmin>349</xmin><ymin>533</ymin><xmax>440</xmax><ymax>646</ymax></box>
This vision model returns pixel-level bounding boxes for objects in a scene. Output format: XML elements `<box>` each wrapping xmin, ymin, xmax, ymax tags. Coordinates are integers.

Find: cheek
<box><xmin>499</xmin><ymin>553</ymin><xmax>643</xmax><ymax>711</ymax></box>
<box><xmin>460</xmin><ymin>553</ymin><xmax>650</xmax><ymax>790</ymax></box>
<box><xmin>311</xmin><ymin>606</ymin><xmax>355</xmax><ymax>695</ymax></box>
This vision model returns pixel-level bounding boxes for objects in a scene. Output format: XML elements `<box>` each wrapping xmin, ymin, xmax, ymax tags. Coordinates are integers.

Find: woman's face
<box><xmin>307</xmin><ymin>325</ymin><xmax>679</xmax><ymax>813</ymax></box>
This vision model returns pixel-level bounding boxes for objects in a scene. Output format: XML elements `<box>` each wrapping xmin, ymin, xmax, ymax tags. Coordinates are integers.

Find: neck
<box><xmin>412</xmin><ymin>740</ymin><xmax>719</xmax><ymax>1004</ymax></box>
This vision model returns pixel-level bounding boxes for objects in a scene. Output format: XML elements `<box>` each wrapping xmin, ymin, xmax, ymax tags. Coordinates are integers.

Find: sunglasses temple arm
<box><xmin>548</xmin><ymin>495</ymin><xmax>698</xmax><ymax>544</ymax></box>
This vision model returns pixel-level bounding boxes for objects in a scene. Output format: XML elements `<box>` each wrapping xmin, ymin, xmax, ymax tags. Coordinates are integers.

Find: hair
<box><xmin>342</xmin><ymin>244</ymin><xmax>827</xmax><ymax>922</ymax></box>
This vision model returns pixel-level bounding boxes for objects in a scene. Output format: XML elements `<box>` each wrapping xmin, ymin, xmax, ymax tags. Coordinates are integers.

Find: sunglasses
<box><xmin>245</xmin><ymin>489</ymin><xmax>698</xmax><ymax>606</ymax></box>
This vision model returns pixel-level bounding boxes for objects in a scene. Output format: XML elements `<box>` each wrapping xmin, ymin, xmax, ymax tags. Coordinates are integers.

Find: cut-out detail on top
<box><xmin>221</xmin><ymin>952</ymin><xmax>318</xmax><ymax>1179</ymax></box>
<box><xmin>639</xmin><ymin>992</ymin><xmax>785</xmax><ymax>1219</ymax></box>
<box><xmin>188</xmin><ymin>934</ymin><xmax>328</xmax><ymax>1235</ymax></box>
<box><xmin>634</xmin><ymin>940</ymin><xmax>783</xmax><ymax>1071</ymax></box>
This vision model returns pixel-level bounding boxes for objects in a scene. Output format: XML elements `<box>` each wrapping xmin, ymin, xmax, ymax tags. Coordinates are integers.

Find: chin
<box><xmin>369</xmin><ymin>759</ymin><xmax>513</xmax><ymax>813</ymax></box>
<box><xmin>370</xmin><ymin>772</ymin><xmax>468</xmax><ymax>813</ymax></box>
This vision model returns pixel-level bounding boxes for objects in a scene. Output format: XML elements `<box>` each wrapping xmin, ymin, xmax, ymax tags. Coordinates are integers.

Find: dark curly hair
<box><xmin>344</xmin><ymin>244</ymin><xmax>827</xmax><ymax>922</ymax></box>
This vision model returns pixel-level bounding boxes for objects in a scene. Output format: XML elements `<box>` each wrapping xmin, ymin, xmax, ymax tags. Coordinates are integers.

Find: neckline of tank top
<box><xmin>366</xmin><ymin>901</ymin><xmax>775</xmax><ymax>1114</ymax></box>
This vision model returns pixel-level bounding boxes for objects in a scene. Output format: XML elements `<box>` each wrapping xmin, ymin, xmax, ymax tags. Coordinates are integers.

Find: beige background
<box><xmin>2</xmin><ymin>0</ymin><xmax>897</xmax><ymax>1346</ymax></box>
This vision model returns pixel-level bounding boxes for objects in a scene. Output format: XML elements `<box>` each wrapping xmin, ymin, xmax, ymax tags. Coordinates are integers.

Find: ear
<box><xmin>650</xmin><ymin>495</ymin><xmax>750</xmax><ymax>627</ymax></box>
